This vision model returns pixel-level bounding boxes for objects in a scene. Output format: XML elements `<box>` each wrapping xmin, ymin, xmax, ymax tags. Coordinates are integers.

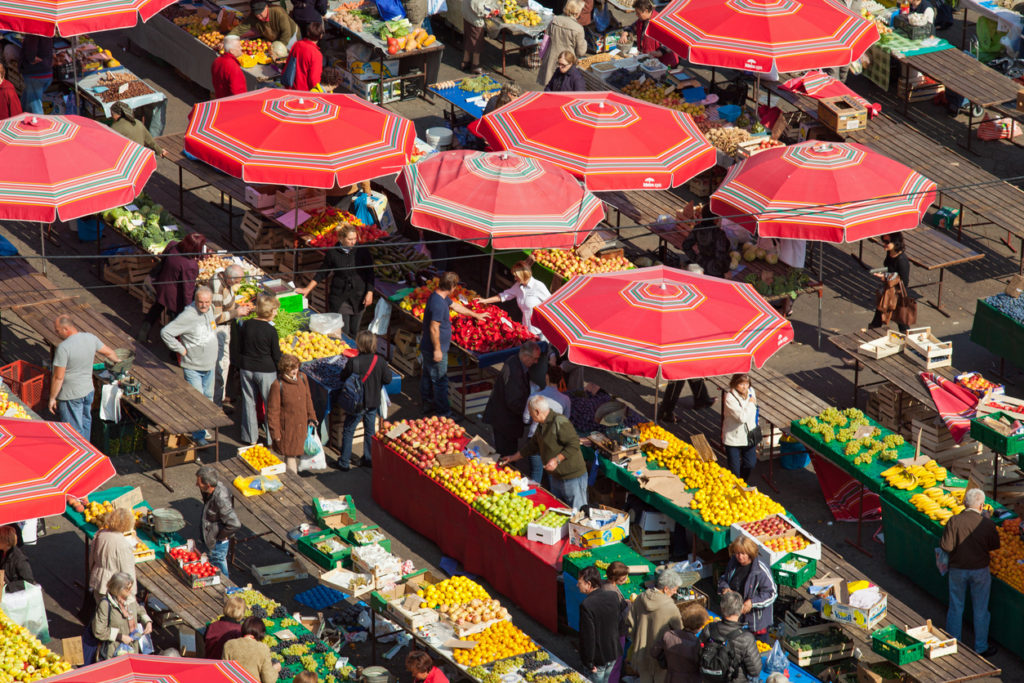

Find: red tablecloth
<box><xmin>371</xmin><ymin>437</ymin><xmax>579</xmax><ymax>631</ymax></box>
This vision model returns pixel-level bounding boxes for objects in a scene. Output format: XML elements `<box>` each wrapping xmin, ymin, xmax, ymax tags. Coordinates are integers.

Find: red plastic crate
<box><xmin>0</xmin><ymin>361</ymin><xmax>49</xmax><ymax>413</ymax></box>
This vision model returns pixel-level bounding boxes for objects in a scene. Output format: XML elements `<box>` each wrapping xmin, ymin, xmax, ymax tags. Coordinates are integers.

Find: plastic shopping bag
<box><xmin>765</xmin><ymin>640</ymin><xmax>789</xmax><ymax>676</ymax></box>
<box><xmin>1</xmin><ymin>582</ymin><xmax>49</xmax><ymax>642</ymax></box>
<box><xmin>300</xmin><ymin>426</ymin><xmax>327</xmax><ymax>471</ymax></box>
<box><xmin>369</xmin><ymin>298</ymin><xmax>391</xmax><ymax>336</ymax></box>
<box><xmin>352</xmin><ymin>192</ymin><xmax>375</xmax><ymax>226</ymax></box>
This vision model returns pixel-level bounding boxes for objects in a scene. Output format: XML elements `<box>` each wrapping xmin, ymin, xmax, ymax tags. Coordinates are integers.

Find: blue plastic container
<box><xmin>717</xmin><ymin>104</ymin><xmax>742</xmax><ymax>122</ymax></box>
<box><xmin>76</xmin><ymin>217</ymin><xmax>103</xmax><ymax>242</ymax></box>
<box><xmin>779</xmin><ymin>440</ymin><xmax>810</xmax><ymax>470</ymax></box>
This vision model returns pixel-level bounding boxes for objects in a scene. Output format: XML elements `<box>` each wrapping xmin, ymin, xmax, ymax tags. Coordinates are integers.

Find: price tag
<box><xmin>118</xmin><ymin>83</ymin><xmax>130</xmax><ymax>94</ymax></box>
<box><xmin>125</xmin><ymin>204</ymin><xmax>139</xmax><ymax>212</ymax></box>
<box><xmin>163</xmin><ymin>224</ymin><xmax>178</xmax><ymax>233</ymax></box>
<box><xmin>853</xmin><ymin>425</ymin><xmax>875</xmax><ymax>440</ymax></box>
<box><xmin>131</xmin><ymin>219</ymin><xmax>143</xmax><ymax>227</ymax></box>
<box><xmin>457</xmin><ymin>295</ymin><xmax>469</xmax><ymax>305</ymax></box>
<box><xmin>201</xmin><ymin>16</ymin><xmax>210</xmax><ymax>24</ymax></box>
<box><xmin>500</xmin><ymin>317</ymin><xmax>513</xmax><ymax>329</ymax></box>
<box><xmin>385</xmin><ymin>422</ymin><xmax>410</xmax><ymax>439</ymax></box>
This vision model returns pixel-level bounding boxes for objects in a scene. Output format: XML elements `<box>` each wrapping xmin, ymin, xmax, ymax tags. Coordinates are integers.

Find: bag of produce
<box><xmin>301</xmin><ymin>426</ymin><xmax>327</xmax><ymax>471</ymax></box>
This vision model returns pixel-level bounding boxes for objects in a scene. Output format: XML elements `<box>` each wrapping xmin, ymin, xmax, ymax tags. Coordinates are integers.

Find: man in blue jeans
<box><xmin>160</xmin><ymin>286</ymin><xmax>218</xmax><ymax>446</ymax></box>
<box><xmin>940</xmin><ymin>487</ymin><xmax>1000</xmax><ymax>657</ymax></box>
<box><xmin>48</xmin><ymin>315</ymin><xmax>120</xmax><ymax>441</ymax></box>
<box><xmin>196</xmin><ymin>466</ymin><xmax>240</xmax><ymax>579</ymax></box>
<box><xmin>419</xmin><ymin>271</ymin><xmax>488</xmax><ymax>417</ymax></box>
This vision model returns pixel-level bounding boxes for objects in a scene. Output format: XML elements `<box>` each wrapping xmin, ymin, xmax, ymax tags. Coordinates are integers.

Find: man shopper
<box><xmin>49</xmin><ymin>315</ymin><xmax>120</xmax><ymax>441</ymax></box>
<box><xmin>212</xmin><ymin>36</ymin><xmax>247</xmax><ymax>99</ymax></box>
<box><xmin>699</xmin><ymin>590</ymin><xmax>762</xmax><ymax>682</ymax></box>
<box><xmin>160</xmin><ymin>286</ymin><xmax>219</xmax><ymax>445</ymax></box>
<box><xmin>500</xmin><ymin>395</ymin><xmax>587</xmax><ymax>509</ymax></box>
<box><xmin>196</xmin><ymin>466</ymin><xmax>240</xmax><ymax>579</ymax></box>
<box><xmin>418</xmin><ymin>271</ymin><xmax>488</xmax><ymax>416</ymax></box>
<box><xmin>210</xmin><ymin>265</ymin><xmax>254</xmax><ymax>407</ymax></box>
<box><xmin>940</xmin><ymin>488</ymin><xmax>1000</xmax><ymax>657</ymax></box>
<box><xmin>578</xmin><ymin>566</ymin><xmax>622</xmax><ymax>683</ymax></box>
<box><xmin>482</xmin><ymin>341</ymin><xmax>541</xmax><ymax>460</ymax></box>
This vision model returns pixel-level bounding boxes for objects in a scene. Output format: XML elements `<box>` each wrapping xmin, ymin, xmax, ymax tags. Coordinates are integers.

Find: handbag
<box><xmin>745</xmin><ymin>423</ymin><xmax>763</xmax><ymax>449</ymax></box>
<box><xmin>893</xmin><ymin>281</ymin><xmax>917</xmax><ymax>328</ymax></box>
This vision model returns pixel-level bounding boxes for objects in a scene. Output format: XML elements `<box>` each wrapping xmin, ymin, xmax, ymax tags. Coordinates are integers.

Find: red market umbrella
<box><xmin>0</xmin><ymin>0</ymin><xmax>175</xmax><ymax>36</ymax></box>
<box><xmin>396</xmin><ymin>150</ymin><xmax>605</xmax><ymax>251</ymax></box>
<box><xmin>184</xmin><ymin>88</ymin><xmax>416</xmax><ymax>189</ymax></box>
<box><xmin>709</xmin><ymin>141</ymin><xmax>937</xmax><ymax>243</ymax></box>
<box><xmin>648</xmin><ymin>0</ymin><xmax>879</xmax><ymax>74</ymax></box>
<box><xmin>44</xmin><ymin>654</ymin><xmax>262</xmax><ymax>683</ymax></box>
<box><xmin>534</xmin><ymin>265</ymin><xmax>793</xmax><ymax>381</ymax></box>
<box><xmin>468</xmin><ymin>91</ymin><xmax>715</xmax><ymax>192</ymax></box>
<box><xmin>0</xmin><ymin>417</ymin><xmax>115</xmax><ymax>525</ymax></box>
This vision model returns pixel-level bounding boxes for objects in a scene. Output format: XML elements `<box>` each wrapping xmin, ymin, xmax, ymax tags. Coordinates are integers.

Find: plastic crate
<box><xmin>772</xmin><ymin>553</ymin><xmax>817</xmax><ymax>588</ymax></box>
<box><xmin>0</xmin><ymin>360</ymin><xmax>49</xmax><ymax>413</ymax></box>
<box><xmin>893</xmin><ymin>14</ymin><xmax>933</xmax><ymax>40</ymax></box>
<box><xmin>871</xmin><ymin>624</ymin><xmax>926</xmax><ymax>665</ymax></box>
<box><xmin>970</xmin><ymin>411</ymin><xmax>1024</xmax><ymax>455</ymax></box>
<box><xmin>296</xmin><ymin>529</ymin><xmax>351</xmax><ymax>570</ymax></box>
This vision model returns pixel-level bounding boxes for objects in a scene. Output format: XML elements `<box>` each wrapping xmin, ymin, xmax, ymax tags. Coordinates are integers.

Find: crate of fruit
<box><xmin>339</xmin><ymin>523</ymin><xmax>391</xmax><ymax>552</ymax></box>
<box><xmin>955</xmin><ymin>372</ymin><xmax>1004</xmax><ymax>399</ymax></box>
<box><xmin>781</xmin><ymin>627</ymin><xmax>854</xmax><ymax>667</ymax></box>
<box><xmin>871</xmin><ymin>624</ymin><xmax>926</xmax><ymax>666</ymax></box>
<box><xmin>771</xmin><ymin>553</ymin><xmax>817</xmax><ymax>588</ymax></box>
<box><xmin>976</xmin><ymin>394</ymin><xmax>1024</xmax><ymax>419</ymax></box>
<box><xmin>321</xmin><ymin>564</ymin><xmax>375</xmax><ymax>597</ymax></box>
<box><xmin>297</xmin><ymin>529</ymin><xmax>351</xmax><ymax>570</ymax></box>
<box><xmin>903</xmin><ymin>327</ymin><xmax>952</xmax><ymax>369</ymax></box>
<box><xmin>526</xmin><ymin>509</ymin><xmax>572</xmax><ymax>545</ymax></box>
<box><xmin>970</xmin><ymin>411</ymin><xmax>1024</xmax><ymax>456</ymax></box>
<box><xmin>238</xmin><ymin>444</ymin><xmax>286</xmax><ymax>476</ymax></box>
<box><xmin>905</xmin><ymin>619</ymin><xmax>957</xmax><ymax>659</ymax></box>
<box><xmin>731</xmin><ymin>514</ymin><xmax>822</xmax><ymax>566</ymax></box>
<box><xmin>165</xmin><ymin>541</ymin><xmax>221</xmax><ymax>589</ymax></box>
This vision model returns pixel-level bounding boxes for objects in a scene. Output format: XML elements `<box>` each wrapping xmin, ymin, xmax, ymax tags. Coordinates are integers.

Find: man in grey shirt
<box><xmin>48</xmin><ymin>315</ymin><xmax>120</xmax><ymax>441</ymax></box>
<box><xmin>160</xmin><ymin>286</ymin><xmax>218</xmax><ymax>445</ymax></box>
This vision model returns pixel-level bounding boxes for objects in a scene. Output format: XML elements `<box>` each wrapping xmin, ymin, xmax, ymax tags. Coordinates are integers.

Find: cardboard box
<box><xmin>388</xmin><ymin>595</ymin><xmax>439</xmax><ymax>630</ymax></box>
<box><xmin>313</xmin><ymin>495</ymin><xmax>357</xmax><ymax>529</ymax></box>
<box><xmin>244</xmin><ymin>185</ymin><xmax>278</xmax><ymax>209</ymax></box>
<box><xmin>640</xmin><ymin>510</ymin><xmax>677</xmax><ymax>533</ymax></box>
<box><xmin>526</xmin><ymin>510</ymin><xmax>570</xmax><ymax>545</ymax></box>
<box><xmin>814</xmin><ymin>578</ymin><xmax>887</xmax><ymax>629</ymax></box>
<box><xmin>730</xmin><ymin>513</ymin><xmax>822</xmax><ymax>566</ymax></box>
<box><xmin>348</xmin><ymin>59</ymin><xmax>399</xmax><ymax>80</ymax></box>
<box><xmin>818</xmin><ymin>96</ymin><xmax>868</xmax><ymax>133</ymax></box>
<box><xmin>147</xmin><ymin>432</ymin><xmax>196</xmax><ymax>467</ymax></box>
<box><xmin>1006</xmin><ymin>273</ymin><xmax>1024</xmax><ymax>298</ymax></box>
<box><xmin>321</xmin><ymin>564</ymin><xmax>375</xmax><ymax>597</ymax></box>
<box><xmin>569</xmin><ymin>505</ymin><xmax>629</xmax><ymax>548</ymax></box>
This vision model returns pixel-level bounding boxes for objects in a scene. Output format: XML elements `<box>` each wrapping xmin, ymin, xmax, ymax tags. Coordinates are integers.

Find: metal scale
<box><xmin>136</xmin><ymin>508</ymin><xmax>186</xmax><ymax>545</ymax></box>
<box><xmin>595</xmin><ymin>401</ymin><xmax>640</xmax><ymax>454</ymax></box>
<box><xmin>103</xmin><ymin>348</ymin><xmax>142</xmax><ymax>402</ymax></box>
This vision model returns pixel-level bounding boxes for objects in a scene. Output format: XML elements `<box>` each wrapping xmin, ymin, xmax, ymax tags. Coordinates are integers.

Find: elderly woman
<box><xmin>0</xmin><ymin>525</ymin><xmax>32</xmax><ymax>589</ymax></box>
<box><xmin>140</xmin><ymin>232</ymin><xmax>208</xmax><ymax>343</ymax></box>
<box><xmin>544</xmin><ymin>51</ymin><xmax>586</xmax><ymax>92</ymax></box>
<box><xmin>476</xmin><ymin>261</ymin><xmax>552</xmax><ymax>342</ymax></box>
<box><xmin>234</xmin><ymin>294</ymin><xmax>282</xmax><ymax>446</ymax></box>
<box><xmin>538</xmin><ymin>0</ymin><xmax>587</xmax><ymax>87</ymax></box>
<box><xmin>89</xmin><ymin>508</ymin><xmax>136</xmax><ymax>605</ymax></box>
<box><xmin>722</xmin><ymin>373</ymin><xmax>759</xmax><ymax>481</ymax></box>
<box><xmin>223</xmin><ymin>616</ymin><xmax>280</xmax><ymax>683</ymax></box>
<box><xmin>267</xmin><ymin>353</ymin><xmax>318</xmax><ymax>474</ymax></box>
<box><xmin>717</xmin><ymin>536</ymin><xmax>777</xmax><ymax>635</ymax></box>
<box><xmin>204</xmin><ymin>595</ymin><xmax>245</xmax><ymax>659</ymax></box>
<box><xmin>93</xmin><ymin>572</ymin><xmax>152</xmax><ymax>660</ymax></box>
<box><xmin>627</xmin><ymin>569</ymin><xmax>684</xmax><ymax>683</ymax></box>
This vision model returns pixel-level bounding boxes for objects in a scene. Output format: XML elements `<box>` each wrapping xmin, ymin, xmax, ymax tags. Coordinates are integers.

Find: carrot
<box><xmin>421</xmin><ymin>34</ymin><xmax>436</xmax><ymax>47</ymax></box>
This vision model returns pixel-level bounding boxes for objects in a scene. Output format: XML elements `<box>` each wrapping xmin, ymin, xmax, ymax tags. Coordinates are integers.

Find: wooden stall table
<box><xmin>707</xmin><ymin>366</ymin><xmax>830</xmax><ymax>491</ymax></box>
<box><xmin>856</xmin><ymin>226</ymin><xmax>983</xmax><ymax>316</ymax></box>
<box><xmin>0</xmin><ymin>257</ymin><xmax>72</xmax><ymax>311</ymax></box>
<box><xmin>795</xmin><ymin>544</ymin><xmax>1001</xmax><ymax>683</ymax></box>
<box><xmin>896</xmin><ymin>48</ymin><xmax>1022</xmax><ymax>152</ymax></box>
<box><xmin>8</xmin><ymin>297</ymin><xmax>231</xmax><ymax>490</ymax></box>
<box><xmin>136</xmin><ymin>560</ymin><xmax>236</xmax><ymax>633</ymax></box>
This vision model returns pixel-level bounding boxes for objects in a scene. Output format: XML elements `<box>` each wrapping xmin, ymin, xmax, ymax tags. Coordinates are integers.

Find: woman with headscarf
<box><xmin>110</xmin><ymin>102</ymin><xmax>165</xmax><ymax>157</ymax></box>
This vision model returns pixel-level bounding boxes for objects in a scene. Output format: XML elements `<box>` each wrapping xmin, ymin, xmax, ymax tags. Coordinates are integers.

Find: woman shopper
<box><xmin>336</xmin><ymin>331</ymin><xmax>393</xmax><ymax>471</ymax></box>
<box><xmin>93</xmin><ymin>572</ymin><xmax>152</xmax><ymax>660</ymax></box>
<box><xmin>722</xmin><ymin>373</ymin><xmax>759</xmax><ymax>481</ymax></box>
<box><xmin>717</xmin><ymin>536</ymin><xmax>777</xmax><ymax>635</ymax></box>
<box><xmin>223</xmin><ymin>616</ymin><xmax>280</xmax><ymax>683</ymax></box>
<box><xmin>234</xmin><ymin>294</ymin><xmax>283</xmax><ymax>446</ymax></box>
<box><xmin>267</xmin><ymin>354</ymin><xmax>318</xmax><ymax>474</ymax></box>
<box><xmin>869</xmin><ymin>232</ymin><xmax>913</xmax><ymax>333</ymax></box>
<box><xmin>204</xmin><ymin>596</ymin><xmax>245</xmax><ymax>659</ymax></box>
<box><xmin>545</xmin><ymin>50</ymin><xmax>586</xmax><ymax>91</ymax></box>
<box><xmin>538</xmin><ymin>0</ymin><xmax>587</xmax><ymax>87</ymax></box>
<box><xmin>88</xmin><ymin>508</ymin><xmax>136</xmax><ymax>606</ymax></box>
<box><xmin>627</xmin><ymin>569</ymin><xmax>684</xmax><ymax>683</ymax></box>
<box><xmin>0</xmin><ymin>525</ymin><xmax>32</xmax><ymax>589</ymax></box>
<box><xmin>284</xmin><ymin>20</ymin><xmax>323</xmax><ymax>90</ymax></box>
<box><xmin>461</xmin><ymin>0</ymin><xmax>491</xmax><ymax>74</ymax></box>
<box><xmin>650</xmin><ymin>603</ymin><xmax>706</xmax><ymax>683</ymax></box>
<box><xmin>140</xmin><ymin>233</ymin><xmax>207</xmax><ymax>343</ymax></box>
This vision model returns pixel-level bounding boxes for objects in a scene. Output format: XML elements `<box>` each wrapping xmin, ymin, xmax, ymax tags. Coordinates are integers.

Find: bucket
<box><xmin>779</xmin><ymin>440</ymin><xmax>810</xmax><ymax>470</ymax></box>
<box><xmin>425</xmin><ymin>126</ymin><xmax>453</xmax><ymax>150</ymax></box>
<box><xmin>310</xmin><ymin>312</ymin><xmax>344</xmax><ymax>337</ymax></box>
<box><xmin>362</xmin><ymin>666</ymin><xmax>391</xmax><ymax>683</ymax></box>
<box><xmin>76</xmin><ymin>217</ymin><xmax>103</xmax><ymax>242</ymax></box>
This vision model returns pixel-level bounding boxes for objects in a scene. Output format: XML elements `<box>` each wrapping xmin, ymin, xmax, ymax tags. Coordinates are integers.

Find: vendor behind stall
<box><xmin>284</xmin><ymin>20</ymin><xmax>324</xmax><ymax>91</ymax></box>
<box><xmin>230</xmin><ymin>0</ymin><xmax>299</xmax><ymax>50</ymax></box>
<box><xmin>630</xmin><ymin>0</ymin><xmax>678</xmax><ymax>67</ymax></box>
<box><xmin>110</xmin><ymin>102</ymin><xmax>165</xmax><ymax>157</ymax></box>
<box><xmin>295</xmin><ymin>223</ymin><xmax>373</xmax><ymax>336</ymax></box>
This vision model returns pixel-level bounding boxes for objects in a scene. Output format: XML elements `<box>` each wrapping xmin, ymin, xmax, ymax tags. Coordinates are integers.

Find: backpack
<box><xmin>699</xmin><ymin>624</ymin><xmax>742</xmax><ymax>682</ymax></box>
<box><xmin>337</xmin><ymin>355</ymin><xmax>378</xmax><ymax>413</ymax></box>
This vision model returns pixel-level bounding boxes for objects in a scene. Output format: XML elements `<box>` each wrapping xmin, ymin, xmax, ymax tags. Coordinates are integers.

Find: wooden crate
<box><xmin>327</xmin><ymin>407</ymin><xmax>369</xmax><ymax>452</ymax></box>
<box><xmin>447</xmin><ymin>366</ymin><xmax>495</xmax><ymax>417</ymax></box>
<box><xmin>275</xmin><ymin>188</ymin><xmax>327</xmax><ymax>213</ymax></box>
<box><xmin>897</xmin><ymin>78</ymin><xmax>945</xmax><ymax>102</ymax></box>
<box><xmin>241</xmin><ymin>211</ymin><xmax>271</xmax><ymax>249</ymax></box>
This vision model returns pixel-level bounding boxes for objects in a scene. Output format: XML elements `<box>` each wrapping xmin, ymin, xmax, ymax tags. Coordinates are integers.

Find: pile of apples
<box><xmin>740</xmin><ymin>516</ymin><xmax>792</xmax><ymax>538</ymax></box>
<box><xmin>428</xmin><ymin>461</ymin><xmax>519</xmax><ymax>502</ymax></box>
<box><xmin>451</xmin><ymin>301</ymin><xmax>535</xmax><ymax>352</ymax></box>
<box><xmin>957</xmin><ymin>372</ymin><xmax>1002</xmax><ymax>397</ymax></box>
<box><xmin>472</xmin><ymin>492</ymin><xmax>543</xmax><ymax>535</ymax></box>
<box><xmin>384</xmin><ymin>417</ymin><xmax>467</xmax><ymax>469</ymax></box>
<box><xmin>532</xmin><ymin>249</ymin><xmax>635</xmax><ymax>279</ymax></box>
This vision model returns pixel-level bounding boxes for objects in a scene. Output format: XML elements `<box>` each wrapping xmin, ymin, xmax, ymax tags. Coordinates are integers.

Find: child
<box><xmin>406</xmin><ymin>650</ymin><xmax>448</xmax><ymax>683</ymax></box>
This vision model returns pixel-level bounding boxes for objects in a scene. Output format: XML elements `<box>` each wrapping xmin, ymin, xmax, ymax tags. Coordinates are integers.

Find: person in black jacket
<box><xmin>482</xmin><ymin>341</ymin><xmax>542</xmax><ymax>461</ymax></box>
<box><xmin>578</xmin><ymin>566</ymin><xmax>622</xmax><ymax>683</ymax></box>
<box><xmin>232</xmin><ymin>294</ymin><xmax>283</xmax><ymax>446</ymax></box>
<box><xmin>296</xmin><ymin>224</ymin><xmax>373</xmax><ymax>337</ymax></box>
<box><xmin>869</xmin><ymin>232</ymin><xmax>912</xmax><ymax>333</ymax></box>
<box><xmin>335</xmin><ymin>330</ymin><xmax>394</xmax><ymax>471</ymax></box>
<box><xmin>0</xmin><ymin>525</ymin><xmax>32</xmax><ymax>591</ymax></box>
<box><xmin>701</xmin><ymin>591</ymin><xmax>761</xmax><ymax>683</ymax></box>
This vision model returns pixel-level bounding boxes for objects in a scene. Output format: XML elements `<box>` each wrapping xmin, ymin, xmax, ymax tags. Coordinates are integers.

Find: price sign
<box><xmin>131</xmin><ymin>219</ymin><xmax>143</xmax><ymax>227</ymax></box>
<box><xmin>163</xmin><ymin>224</ymin><xmax>178</xmax><ymax>233</ymax></box>
<box><xmin>118</xmin><ymin>83</ymin><xmax>130</xmax><ymax>94</ymax></box>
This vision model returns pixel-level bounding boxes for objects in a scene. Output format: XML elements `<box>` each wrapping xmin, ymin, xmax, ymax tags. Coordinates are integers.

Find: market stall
<box><xmin>971</xmin><ymin>294</ymin><xmax>1024</xmax><ymax>373</ymax></box>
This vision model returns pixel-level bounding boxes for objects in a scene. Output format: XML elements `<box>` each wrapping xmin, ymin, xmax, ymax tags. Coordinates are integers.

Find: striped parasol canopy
<box><xmin>534</xmin><ymin>266</ymin><xmax>793</xmax><ymax>380</ymax></box>
<box><xmin>0</xmin><ymin>417</ymin><xmax>115</xmax><ymax>525</ymax></box>
<box><xmin>396</xmin><ymin>150</ymin><xmax>604</xmax><ymax>250</ymax></box>
<box><xmin>185</xmin><ymin>88</ymin><xmax>415</xmax><ymax>189</ymax></box>
<box><xmin>648</xmin><ymin>0</ymin><xmax>879</xmax><ymax>74</ymax></box>
<box><xmin>44</xmin><ymin>654</ymin><xmax>263</xmax><ymax>683</ymax></box>
<box><xmin>468</xmin><ymin>91</ymin><xmax>715</xmax><ymax>192</ymax></box>
<box><xmin>0</xmin><ymin>114</ymin><xmax>155</xmax><ymax>222</ymax></box>
<box><xmin>0</xmin><ymin>0</ymin><xmax>175</xmax><ymax>36</ymax></box>
<box><xmin>710</xmin><ymin>141</ymin><xmax>937</xmax><ymax>243</ymax></box>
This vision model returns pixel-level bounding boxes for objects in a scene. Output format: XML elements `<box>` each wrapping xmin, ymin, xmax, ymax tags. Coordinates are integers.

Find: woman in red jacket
<box><xmin>0</xmin><ymin>62</ymin><xmax>22</xmax><ymax>120</ymax></box>
<box><xmin>285</xmin><ymin>20</ymin><xmax>323</xmax><ymax>90</ymax></box>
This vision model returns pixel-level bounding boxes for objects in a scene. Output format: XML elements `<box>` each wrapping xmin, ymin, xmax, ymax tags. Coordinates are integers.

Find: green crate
<box><xmin>771</xmin><ymin>553</ymin><xmax>817</xmax><ymax>588</ymax></box>
<box><xmin>312</xmin><ymin>495</ymin><xmax>356</xmax><ymax>526</ymax></box>
<box><xmin>970</xmin><ymin>411</ymin><xmax>1024</xmax><ymax>456</ymax></box>
<box><xmin>338</xmin><ymin>523</ymin><xmax>391</xmax><ymax>552</ymax></box>
<box><xmin>870</xmin><ymin>624</ymin><xmax>926</xmax><ymax>665</ymax></box>
<box><xmin>296</xmin><ymin>529</ymin><xmax>351</xmax><ymax>570</ymax></box>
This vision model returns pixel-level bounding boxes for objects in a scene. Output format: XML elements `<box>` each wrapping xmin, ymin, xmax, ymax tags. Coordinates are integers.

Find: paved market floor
<box><xmin>3</xmin><ymin>15</ymin><xmax>1024</xmax><ymax>682</ymax></box>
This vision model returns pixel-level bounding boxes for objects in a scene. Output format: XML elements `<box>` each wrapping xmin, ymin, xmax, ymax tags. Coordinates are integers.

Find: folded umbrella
<box><xmin>919</xmin><ymin>371</ymin><xmax>979</xmax><ymax>444</ymax></box>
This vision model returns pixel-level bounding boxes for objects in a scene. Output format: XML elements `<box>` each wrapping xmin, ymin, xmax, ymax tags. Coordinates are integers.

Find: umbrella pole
<box><xmin>41</xmin><ymin>223</ymin><xmax>48</xmax><ymax>275</ymax></box>
<box><xmin>485</xmin><ymin>250</ymin><xmax>494</xmax><ymax>297</ymax></box>
<box><xmin>73</xmin><ymin>35</ymin><xmax>80</xmax><ymax>114</ymax></box>
<box><xmin>293</xmin><ymin>187</ymin><xmax>300</xmax><ymax>274</ymax></box>
<box><xmin>817</xmin><ymin>241</ymin><xmax>823</xmax><ymax>349</ymax></box>
<box><xmin>654</xmin><ymin>371</ymin><xmax>661</xmax><ymax>425</ymax></box>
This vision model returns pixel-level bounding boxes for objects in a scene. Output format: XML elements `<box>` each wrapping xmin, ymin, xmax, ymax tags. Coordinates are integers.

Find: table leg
<box><xmin>158</xmin><ymin>431</ymin><xmax>174</xmax><ymax>493</ymax></box>
<box><xmin>853</xmin><ymin>359</ymin><xmax>861</xmax><ymax>408</ymax></box>
<box><xmin>501</xmin><ymin>35</ymin><xmax>508</xmax><ymax>77</ymax></box>
<box><xmin>228</xmin><ymin>196</ymin><xmax>234</xmax><ymax>246</ymax></box>
<box><xmin>178</xmin><ymin>165</ymin><xmax>184</xmax><ymax>219</ymax></box>
<box><xmin>371</xmin><ymin>609</ymin><xmax>378</xmax><ymax>663</ymax></box>
<box><xmin>966</xmin><ymin>106</ymin><xmax>976</xmax><ymax>155</ymax></box>
<box><xmin>844</xmin><ymin>483</ymin><xmax>872</xmax><ymax>557</ymax></box>
<box><xmin>956</xmin><ymin>202</ymin><xmax>964</xmax><ymax>241</ymax></box>
<box><xmin>899</xmin><ymin>61</ymin><xmax>910</xmax><ymax>118</ymax></box>
<box><xmin>215</xmin><ymin>427</ymin><xmax>221</xmax><ymax>463</ymax></box>
<box><xmin>931</xmin><ymin>267</ymin><xmax>951</xmax><ymax>317</ymax></box>
<box><xmin>761</xmin><ymin>420</ymin><xmax>779</xmax><ymax>493</ymax></box>
<box><xmin>993</xmin><ymin>449</ymin><xmax>999</xmax><ymax>501</ymax></box>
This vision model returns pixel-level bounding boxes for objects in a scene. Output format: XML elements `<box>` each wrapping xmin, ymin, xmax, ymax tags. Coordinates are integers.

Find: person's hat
<box><xmin>251</xmin><ymin>0</ymin><xmax>268</xmax><ymax>13</ymax></box>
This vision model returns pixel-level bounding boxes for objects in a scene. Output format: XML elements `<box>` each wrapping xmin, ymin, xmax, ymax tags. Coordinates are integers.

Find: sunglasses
<box><xmin>557</xmin><ymin>62</ymin><xmax>570</xmax><ymax>67</ymax></box>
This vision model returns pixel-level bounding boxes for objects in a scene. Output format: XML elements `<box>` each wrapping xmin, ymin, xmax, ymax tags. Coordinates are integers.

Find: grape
<box><xmin>986</xmin><ymin>294</ymin><xmax>1024</xmax><ymax>324</ymax></box>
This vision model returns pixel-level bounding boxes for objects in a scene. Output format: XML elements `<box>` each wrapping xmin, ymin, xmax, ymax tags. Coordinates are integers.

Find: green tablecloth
<box><xmin>971</xmin><ymin>298</ymin><xmax>1024</xmax><ymax>371</ymax></box>
<box><xmin>790</xmin><ymin>417</ymin><xmax>918</xmax><ymax>494</ymax></box>
<box><xmin>63</xmin><ymin>485</ymin><xmax>170</xmax><ymax>558</ymax></box>
<box><xmin>562</xmin><ymin>544</ymin><xmax>655</xmax><ymax>599</ymax></box>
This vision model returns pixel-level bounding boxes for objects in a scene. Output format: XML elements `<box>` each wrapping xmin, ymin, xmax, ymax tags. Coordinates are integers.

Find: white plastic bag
<box><xmin>369</xmin><ymin>298</ymin><xmax>391</xmax><ymax>336</ymax></box>
<box><xmin>1</xmin><ymin>582</ymin><xmax>48</xmax><ymax>641</ymax></box>
<box><xmin>427</xmin><ymin>0</ymin><xmax>447</xmax><ymax>14</ymax></box>
<box><xmin>299</xmin><ymin>426</ymin><xmax>327</xmax><ymax>472</ymax></box>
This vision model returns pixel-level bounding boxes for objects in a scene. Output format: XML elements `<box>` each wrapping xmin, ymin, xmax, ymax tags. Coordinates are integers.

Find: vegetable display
<box><xmin>531</xmin><ymin>249</ymin><xmax>635</xmax><ymax>279</ymax></box>
<box><xmin>101</xmin><ymin>193</ymin><xmax>182</xmax><ymax>253</ymax></box>
<box><xmin>371</xmin><ymin>242</ymin><xmax>432</xmax><ymax>282</ymax></box>
<box><xmin>984</xmin><ymin>293</ymin><xmax>1024</xmax><ymax>324</ymax></box>
<box><xmin>451</xmin><ymin>301</ymin><xmax>536</xmax><ymax>352</ymax></box>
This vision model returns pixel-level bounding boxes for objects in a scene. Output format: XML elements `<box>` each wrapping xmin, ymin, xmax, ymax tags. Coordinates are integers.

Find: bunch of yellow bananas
<box><xmin>882</xmin><ymin>460</ymin><xmax>947</xmax><ymax>491</ymax></box>
<box><xmin>910</xmin><ymin>487</ymin><xmax>964</xmax><ymax>525</ymax></box>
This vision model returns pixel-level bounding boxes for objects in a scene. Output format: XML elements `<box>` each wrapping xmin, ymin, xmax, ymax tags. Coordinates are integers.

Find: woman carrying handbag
<box><xmin>722</xmin><ymin>374</ymin><xmax>760</xmax><ymax>482</ymax></box>
<box><xmin>870</xmin><ymin>233</ymin><xmax>915</xmax><ymax>333</ymax></box>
